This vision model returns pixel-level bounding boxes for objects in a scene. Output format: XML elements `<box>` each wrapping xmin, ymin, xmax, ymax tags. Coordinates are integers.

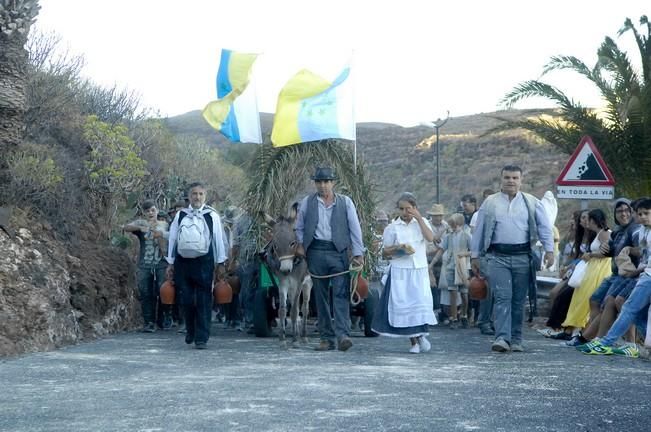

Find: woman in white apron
<box><xmin>372</xmin><ymin>193</ymin><xmax>438</xmax><ymax>353</ymax></box>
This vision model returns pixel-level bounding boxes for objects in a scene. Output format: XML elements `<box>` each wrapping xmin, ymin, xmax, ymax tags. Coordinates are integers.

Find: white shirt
<box><xmin>491</xmin><ymin>192</ymin><xmax>530</xmax><ymax>245</ymax></box>
<box><xmin>383</xmin><ymin>217</ymin><xmax>432</xmax><ymax>269</ymax></box>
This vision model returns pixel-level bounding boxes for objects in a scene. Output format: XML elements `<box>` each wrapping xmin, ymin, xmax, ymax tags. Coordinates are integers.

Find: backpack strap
<box><xmin>203</xmin><ymin>212</ymin><xmax>214</xmax><ymax>237</ymax></box>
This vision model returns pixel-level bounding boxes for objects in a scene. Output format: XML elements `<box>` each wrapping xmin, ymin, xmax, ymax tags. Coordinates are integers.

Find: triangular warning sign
<box><xmin>556</xmin><ymin>136</ymin><xmax>615</xmax><ymax>186</ymax></box>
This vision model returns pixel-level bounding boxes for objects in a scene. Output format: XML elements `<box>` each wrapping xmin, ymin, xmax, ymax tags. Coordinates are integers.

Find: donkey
<box><xmin>264</xmin><ymin>210</ymin><xmax>312</xmax><ymax>348</ymax></box>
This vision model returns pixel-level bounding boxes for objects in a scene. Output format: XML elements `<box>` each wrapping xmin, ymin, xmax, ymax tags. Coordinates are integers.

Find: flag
<box><xmin>202</xmin><ymin>49</ymin><xmax>262</xmax><ymax>143</ymax></box>
<box><xmin>271</xmin><ymin>66</ymin><xmax>355</xmax><ymax>147</ymax></box>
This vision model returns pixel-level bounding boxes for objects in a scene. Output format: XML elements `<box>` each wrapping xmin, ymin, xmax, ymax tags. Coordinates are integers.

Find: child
<box><xmin>579</xmin><ymin>198</ymin><xmax>651</xmax><ymax>358</ymax></box>
<box><xmin>123</xmin><ymin>200</ymin><xmax>170</xmax><ymax>332</ymax></box>
<box><xmin>440</xmin><ymin>213</ymin><xmax>472</xmax><ymax>328</ymax></box>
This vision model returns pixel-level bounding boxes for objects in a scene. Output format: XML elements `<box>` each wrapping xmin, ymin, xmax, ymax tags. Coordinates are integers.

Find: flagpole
<box><xmin>351</xmin><ymin>50</ymin><xmax>357</xmax><ymax>176</ymax></box>
<box><xmin>353</xmin><ymin>139</ymin><xmax>357</xmax><ymax>176</ymax></box>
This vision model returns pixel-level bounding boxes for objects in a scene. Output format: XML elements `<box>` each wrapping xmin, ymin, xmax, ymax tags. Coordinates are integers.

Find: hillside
<box><xmin>164</xmin><ymin>109</ymin><xmax>574</xmax><ymax>220</ymax></box>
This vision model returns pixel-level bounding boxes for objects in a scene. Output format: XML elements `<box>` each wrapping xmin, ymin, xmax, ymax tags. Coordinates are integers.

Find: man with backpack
<box><xmin>166</xmin><ymin>182</ymin><xmax>227</xmax><ymax>350</ymax></box>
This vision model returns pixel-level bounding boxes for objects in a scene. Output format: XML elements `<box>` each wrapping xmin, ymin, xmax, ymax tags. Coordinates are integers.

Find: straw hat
<box><xmin>426</xmin><ymin>203</ymin><xmax>445</xmax><ymax>216</ymax></box>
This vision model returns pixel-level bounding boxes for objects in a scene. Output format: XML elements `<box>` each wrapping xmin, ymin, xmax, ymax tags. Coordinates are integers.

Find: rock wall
<box><xmin>0</xmin><ymin>223</ymin><xmax>140</xmax><ymax>357</ymax></box>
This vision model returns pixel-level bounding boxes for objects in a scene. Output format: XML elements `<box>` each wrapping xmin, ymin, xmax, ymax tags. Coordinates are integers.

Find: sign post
<box><xmin>555</xmin><ymin>136</ymin><xmax>615</xmax><ymax>207</ymax></box>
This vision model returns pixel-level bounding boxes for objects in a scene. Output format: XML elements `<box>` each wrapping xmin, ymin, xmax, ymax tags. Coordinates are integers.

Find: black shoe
<box><xmin>338</xmin><ymin>337</ymin><xmax>353</xmax><ymax>352</ymax></box>
<box><xmin>195</xmin><ymin>342</ymin><xmax>207</xmax><ymax>350</ymax></box>
<box><xmin>461</xmin><ymin>318</ymin><xmax>469</xmax><ymax>329</ymax></box>
<box><xmin>479</xmin><ymin>325</ymin><xmax>495</xmax><ymax>335</ymax></box>
<box><xmin>185</xmin><ymin>334</ymin><xmax>195</xmax><ymax>345</ymax></box>
<box><xmin>143</xmin><ymin>322</ymin><xmax>156</xmax><ymax>333</ymax></box>
<box><xmin>315</xmin><ymin>340</ymin><xmax>336</xmax><ymax>351</ymax></box>
<box><xmin>550</xmin><ymin>332</ymin><xmax>572</xmax><ymax>340</ymax></box>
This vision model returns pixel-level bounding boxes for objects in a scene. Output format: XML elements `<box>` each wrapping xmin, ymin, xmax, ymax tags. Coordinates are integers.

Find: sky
<box><xmin>34</xmin><ymin>0</ymin><xmax>648</xmax><ymax>126</ymax></box>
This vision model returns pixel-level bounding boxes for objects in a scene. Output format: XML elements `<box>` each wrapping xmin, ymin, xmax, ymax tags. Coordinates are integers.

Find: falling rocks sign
<box><xmin>555</xmin><ymin>136</ymin><xmax>615</xmax><ymax>200</ymax></box>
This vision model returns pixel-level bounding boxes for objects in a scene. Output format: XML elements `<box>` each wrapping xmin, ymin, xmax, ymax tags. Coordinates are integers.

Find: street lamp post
<box><xmin>421</xmin><ymin>111</ymin><xmax>450</xmax><ymax>204</ymax></box>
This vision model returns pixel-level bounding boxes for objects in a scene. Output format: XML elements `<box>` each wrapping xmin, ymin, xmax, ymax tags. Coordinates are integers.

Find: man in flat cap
<box><xmin>296</xmin><ymin>166</ymin><xmax>365</xmax><ymax>352</ymax></box>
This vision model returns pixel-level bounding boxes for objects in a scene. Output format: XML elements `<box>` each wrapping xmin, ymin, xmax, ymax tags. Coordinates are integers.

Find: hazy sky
<box><xmin>35</xmin><ymin>0</ymin><xmax>647</xmax><ymax>125</ymax></box>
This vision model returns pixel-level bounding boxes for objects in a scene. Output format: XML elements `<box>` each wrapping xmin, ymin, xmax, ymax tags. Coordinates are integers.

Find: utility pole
<box><xmin>421</xmin><ymin>111</ymin><xmax>450</xmax><ymax>203</ymax></box>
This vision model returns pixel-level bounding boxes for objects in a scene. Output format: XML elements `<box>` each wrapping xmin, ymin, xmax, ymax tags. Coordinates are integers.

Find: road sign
<box><xmin>556</xmin><ymin>136</ymin><xmax>615</xmax><ymax>200</ymax></box>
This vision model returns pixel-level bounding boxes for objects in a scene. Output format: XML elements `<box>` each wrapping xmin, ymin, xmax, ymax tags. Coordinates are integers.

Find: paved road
<box><xmin>2</xmin><ymin>322</ymin><xmax>650</xmax><ymax>432</ymax></box>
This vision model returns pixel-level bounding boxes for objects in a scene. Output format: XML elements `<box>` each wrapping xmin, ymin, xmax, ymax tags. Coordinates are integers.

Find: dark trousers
<box><xmin>431</xmin><ymin>262</ymin><xmax>442</xmax><ymax>311</ymax></box>
<box><xmin>238</xmin><ymin>260</ymin><xmax>258</xmax><ymax>324</ymax></box>
<box><xmin>175</xmin><ymin>257</ymin><xmax>215</xmax><ymax>344</ymax></box>
<box><xmin>546</xmin><ymin>281</ymin><xmax>574</xmax><ymax>329</ymax></box>
<box><xmin>137</xmin><ymin>266</ymin><xmax>167</xmax><ymax>325</ymax></box>
<box><xmin>307</xmin><ymin>243</ymin><xmax>351</xmax><ymax>343</ymax></box>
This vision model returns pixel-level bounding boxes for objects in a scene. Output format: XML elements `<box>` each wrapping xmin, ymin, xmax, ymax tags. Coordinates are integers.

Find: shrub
<box><xmin>6</xmin><ymin>142</ymin><xmax>64</xmax><ymax>207</ymax></box>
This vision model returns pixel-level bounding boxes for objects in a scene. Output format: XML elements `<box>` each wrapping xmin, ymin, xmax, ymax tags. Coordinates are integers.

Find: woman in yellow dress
<box><xmin>562</xmin><ymin>209</ymin><xmax>612</xmax><ymax>346</ymax></box>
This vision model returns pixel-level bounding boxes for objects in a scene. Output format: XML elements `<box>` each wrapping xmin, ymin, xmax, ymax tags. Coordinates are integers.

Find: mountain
<box><xmin>163</xmin><ymin>109</ymin><xmax>572</xmax><ymax>221</ymax></box>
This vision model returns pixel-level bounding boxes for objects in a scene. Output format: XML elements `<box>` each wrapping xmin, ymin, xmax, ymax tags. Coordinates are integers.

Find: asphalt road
<box><xmin>2</xmin><ymin>321</ymin><xmax>650</xmax><ymax>432</ymax></box>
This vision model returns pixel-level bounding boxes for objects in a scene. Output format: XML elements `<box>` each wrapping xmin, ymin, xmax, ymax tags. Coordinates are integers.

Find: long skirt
<box><xmin>562</xmin><ymin>257</ymin><xmax>612</xmax><ymax>329</ymax></box>
<box><xmin>372</xmin><ymin>267</ymin><xmax>436</xmax><ymax>337</ymax></box>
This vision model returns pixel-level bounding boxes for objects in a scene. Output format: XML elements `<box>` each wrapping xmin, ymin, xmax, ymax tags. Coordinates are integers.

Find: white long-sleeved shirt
<box><xmin>166</xmin><ymin>205</ymin><xmax>227</xmax><ymax>265</ymax></box>
<box><xmin>470</xmin><ymin>192</ymin><xmax>554</xmax><ymax>259</ymax></box>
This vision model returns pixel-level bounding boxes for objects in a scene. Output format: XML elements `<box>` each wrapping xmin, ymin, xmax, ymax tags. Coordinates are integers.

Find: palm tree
<box><xmin>492</xmin><ymin>16</ymin><xmax>651</xmax><ymax>197</ymax></box>
<box><xmin>0</xmin><ymin>0</ymin><xmax>41</xmax><ymax>185</ymax></box>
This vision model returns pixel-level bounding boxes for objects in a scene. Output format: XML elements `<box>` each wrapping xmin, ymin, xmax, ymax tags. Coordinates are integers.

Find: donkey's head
<box><xmin>267</xmin><ymin>202</ymin><xmax>300</xmax><ymax>274</ymax></box>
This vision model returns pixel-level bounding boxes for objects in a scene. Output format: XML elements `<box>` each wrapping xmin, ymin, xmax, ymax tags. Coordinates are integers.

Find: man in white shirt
<box><xmin>166</xmin><ymin>182</ymin><xmax>227</xmax><ymax>350</ymax></box>
<box><xmin>471</xmin><ymin>166</ymin><xmax>554</xmax><ymax>353</ymax></box>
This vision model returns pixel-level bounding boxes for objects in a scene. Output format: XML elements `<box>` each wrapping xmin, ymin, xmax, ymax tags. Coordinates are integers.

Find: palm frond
<box><xmin>500</xmin><ymin>80</ymin><xmax>574</xmax><ymax>110</ymax></box>
<box><xmin>618</xmin><ymin>16</ymin><xmax>651</xmax><ymax>85</ymax></box>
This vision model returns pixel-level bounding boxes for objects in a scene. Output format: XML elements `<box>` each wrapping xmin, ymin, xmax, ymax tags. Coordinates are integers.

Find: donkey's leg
<box><xmin>278</xmin><ymin>286</ymin><xmax>288</xmax><ymax>349</ymax></box>
<box><xmin>301</xmin><ymin>277</ymin><xmax>313</xmax><ymax>343</ymax></box>
<box><xmin>290</xmin><ymin>293</ymin><xmax>300</xmax><ymax>346</ymax></box>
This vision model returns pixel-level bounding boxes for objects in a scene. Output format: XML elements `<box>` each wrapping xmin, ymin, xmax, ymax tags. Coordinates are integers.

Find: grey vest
<box><xmin>303</xmin><ymin>193</ymin><xmax>351</xmax><ymax>252</ymax></box>
<box><xmin>480</xmin><ymin>192</ymin><xmax>539</xmax><ymax>255</ymax></box>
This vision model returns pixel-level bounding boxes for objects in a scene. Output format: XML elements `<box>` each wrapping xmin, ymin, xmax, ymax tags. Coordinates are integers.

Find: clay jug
<box><xmin>226</xmin><ymin>273</ymin><xmax>241</xmax><ymax>295</ymax></box>
<box><xmin>355</xmin><ymin>273</ymin><xmax>369</xmax><ymax>300</ymax></box>
<box><xmin>213</xmin><ymin>279</ymin><xmax>233</xmax><ymax>304</ymax></box>
<box><xmin>468</xmin><ymin>276</ymin><xmax>488</xmax><ymax>300</ymax></box>
<box><xmin>160</xmin><ymin>280</ymin><xmax>175</xmax><ymax>305</ymax></box>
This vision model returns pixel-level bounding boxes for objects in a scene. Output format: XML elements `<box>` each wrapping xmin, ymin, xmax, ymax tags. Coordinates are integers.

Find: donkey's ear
<box><xmin>259</xmin><ymin>211</ymin><xmax>276</xmax><ymax>226</ymax></box>
<box><xmin>287</xmin><ymin>202</ymin><xmax>299</xmax><ymax>222</ymax></box>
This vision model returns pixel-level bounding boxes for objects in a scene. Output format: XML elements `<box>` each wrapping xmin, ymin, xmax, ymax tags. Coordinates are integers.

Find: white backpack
<box><xmin>176</xmin><ymin>209</ymin><xmax>212</xmax><ymax>258</ymax></box>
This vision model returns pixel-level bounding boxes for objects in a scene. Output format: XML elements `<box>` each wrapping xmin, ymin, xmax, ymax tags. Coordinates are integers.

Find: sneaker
<box><xmin>409</xmin><ymin>344</ymin><xmax>421</xmax><ymax>354</ymax></box>
<box><xmin>612</xmin><ymin>345</ymin><xmax>639</xmax><ymax>358</ymax></box>
<box><xmin>185</xmin><ymin>333</ymin><xmax>194</xmax><ymax>345</ymax></box>
<box><xmin>536</xmin><ymin>328</ymin><xmax>556</xmax><ymax>337</ymax></box>
<box><xmin>563</xmin><ymin>335</ymin><xmax>586</xmax><ymax>347</ymax></box>
<box><xmin>194</xmin><ymin>342</ymin><xmax>207</xmax><ymax>350</ymax></box>
<box><xmin>177</xmin><ymin>323</ymin><xmax>187</xmax><ymax>334</ymax></box>
<box><xmin>338</xmin><ymin>337</ymin><xmax>353</xmax><ymax>352</ymax></box>
<box><xmin>449</xmin><ymin>320</ymin><xmax>458</xmax><ymax>329</ymax></box>
<box><xmin>418</xmin><ymin>336</ymin><xmax>431</xmax><ymax>353</ymax></box>
<box><xmin>511</xmin><ymin>343</ymin><xmax>524</xmax><ymax>352</ymax></box>
<box><xmin>461</xmin><ymin>317</ymin><xmax>469</xmax><ymax>329</ymax></box>
<box><xmin>491</xmin><ymin>338</ymin><xmax>510</xmax><ymax>353</ymax></box>
<box><xmin>143</xmin><ymin>322</ymin><xmax>155</xmax><ymax>333</ymax></box>
<box><xmin>576</xmin><ymin>339</ymin><xmax>601</xmax><ymax>353</ymax></box>
<box><xmin>314</xmin><ymin>340</ymin><xmax>335</xmax><ymax>351</ymax></box>
<box><xmin>550</xmin><ymin>331</ymin><xmax>572</xmax><ymax>340</ymax></box>
<box><xmin>580</xmin><ymin>340</ymin><xmax>613</xmax><ymax>355</ymax></box>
